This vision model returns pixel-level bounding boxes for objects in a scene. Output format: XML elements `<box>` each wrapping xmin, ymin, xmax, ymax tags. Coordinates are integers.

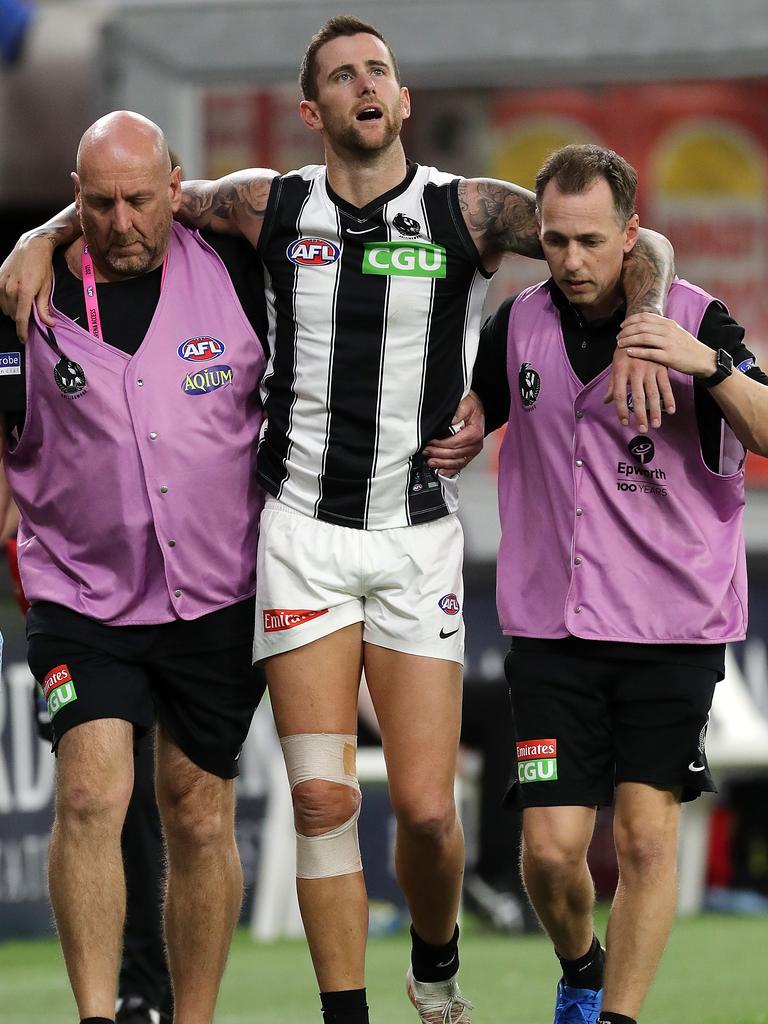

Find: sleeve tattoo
<box><xmin>179</xmin><ymin>175</ymin><xmax>270</xmax><ymax>232</ymax></box>
<box><xmin>458</xmin><ymin>180</ymin><xmax>543</xmax><ymax>260</ymax></box>
<box><xmin>622</xmin><ymin>231</ymin><xmax>675</xmax><ymax>316</ymax></box>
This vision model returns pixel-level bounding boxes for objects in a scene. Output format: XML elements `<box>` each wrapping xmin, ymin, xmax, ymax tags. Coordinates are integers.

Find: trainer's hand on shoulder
<box><xmin>604</xmin><ymin>319</ymin><xmax>676</xmax><ymax>432</ymax></box>
<box><xmin>424</xmin><ymin>391</ymin><xmax>485</xmax><ymax>477</ymax></box>
<box><xmin>0</xmin><ymin>234</ymin><xmax>56</xmax><ymax>342</ymax></box>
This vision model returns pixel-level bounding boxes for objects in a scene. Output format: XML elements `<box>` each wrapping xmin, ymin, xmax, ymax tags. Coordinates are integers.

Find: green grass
<box><xmin>1</xmin><ymin>912</ymin><xmax>766</xmax><ymax>1023</ymax></box>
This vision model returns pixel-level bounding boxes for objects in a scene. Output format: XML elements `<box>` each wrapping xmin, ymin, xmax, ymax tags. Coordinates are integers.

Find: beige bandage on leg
<box><xmin>280</xmin><ymin>733</ymin><xmax>362</xmax><ymax>879</ymax></box>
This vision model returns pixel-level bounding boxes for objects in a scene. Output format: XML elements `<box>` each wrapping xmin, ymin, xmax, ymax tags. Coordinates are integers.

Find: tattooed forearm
<box><xmin>622</xmin><ymin>228</ymin><xmax>674</xmax><ymax>316</ymax></box>
<box><xmin>24</xmin><ymin>204</ymin><xmax>81</xmax><ymax>249</ymax></box>
<box><xmin>179</xmin><ymin>171</ymin><xmax>276</xmax><ymax>237</ymax></box>
<box><xmin>459</xmin><ymin>179</ymin><xmax>543</xmax><ymax>261</ymax></box>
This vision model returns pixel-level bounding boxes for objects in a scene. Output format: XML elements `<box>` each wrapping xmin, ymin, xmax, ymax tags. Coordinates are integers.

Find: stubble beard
<box><xmin>331</xmin><ymin>109</ymin><xmax>403</xmax><ymax>162</ymax></box>
<box><xmin>84</xmin><ymin>206</ymin><xmax>172</xmax><ymax>280</ymax></box>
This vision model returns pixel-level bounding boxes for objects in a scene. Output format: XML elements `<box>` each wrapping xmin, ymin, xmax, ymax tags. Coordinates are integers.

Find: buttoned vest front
<box><xmin>496</xmin><ymin>279</ymin><xmax>747</xmax><ymax>644</ymax></box>
<box><xmin>6</xmin><ymin>223</ymin><xmax>266</xmax><ymax>624</ymax></box>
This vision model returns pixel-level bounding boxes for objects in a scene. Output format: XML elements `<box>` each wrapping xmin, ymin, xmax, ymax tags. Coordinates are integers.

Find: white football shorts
<box><xmin>253</xmin><ymin>499</ymin><xmax>465</xmax><ymax>664</ymax></box>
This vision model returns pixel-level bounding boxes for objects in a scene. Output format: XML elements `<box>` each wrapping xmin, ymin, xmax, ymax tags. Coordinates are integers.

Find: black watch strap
<box><xmin>701</xmin><ymin>348</ymin><xmax>733</xmax><ymax>389</ymax></box>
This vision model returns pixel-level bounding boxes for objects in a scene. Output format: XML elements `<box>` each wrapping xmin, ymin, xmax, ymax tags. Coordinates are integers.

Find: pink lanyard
<box><xmin>81</xmin><ymin>244</ymin><xmax>168</xmax><ymax>340</ymax></box>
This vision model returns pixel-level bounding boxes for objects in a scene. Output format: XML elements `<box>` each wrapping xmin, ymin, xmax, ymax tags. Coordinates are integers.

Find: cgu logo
<box><xmin>363</xmin><ymin>241</ymin><xmax>446</xmax><ymax>278</ymax></box>
<box><xmin>287</xmin><ymin>238</ymin><xmax>341</xmax><ymax>266</ymax></box>
<box><xmin>48</xmin><ymin>682</ymin><xmax>78</xmax><ymax>718</ymax></box>
<box><xmin>178</xmin><ymin>336</ymin><xmax>226</xmax><ymax>361</ymax></box>
<box><xmin>182</xmin><ymin>364</ymin><xmax>234</xmax><ymax>395</ymax></box>
<box><xmin>518</xmin><ymin>758</ymin><xmax>558</xmax><ymax>783</ymax></box>
<box><xmin>438</xmin><ymin>593</ymin><xmax>461</xmax><ymax>615</ymax></box>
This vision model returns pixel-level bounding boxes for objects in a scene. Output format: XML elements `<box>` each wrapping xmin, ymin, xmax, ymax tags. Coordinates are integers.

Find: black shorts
<box><xmin>26</xmin><ymin>598</ymin><xmax>266</xmax><ymax>779</ymax></box>
<box><xmin>504</xmin><ymin>645</ymin><xmax>718</xmax><ymax>808</ymax></box>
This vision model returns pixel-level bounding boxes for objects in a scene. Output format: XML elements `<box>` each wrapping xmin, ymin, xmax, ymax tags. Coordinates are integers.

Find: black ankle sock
<box><xmin>597</xmin><ymin>1014</ymin><xmax>636</xmax><ymax>1024</ymax></box>
<box><xmin>319</xmin><ymin>988</ymin><xmax>369</xmax><ymax>1023</ymax></box>
<box><xmin>557</xmin><ymin>934</ymin><xmax>605</xmax><ymax>991</ymax></box>
<box><xmin>80</xmin><ymin>1019</ymin><xmax>115</xmax><ymax>1024</ymax></box>
<box><xmin>410</xmin><ymin>923</ymin><xmax>460</xmax><ymax>983</ymax></box>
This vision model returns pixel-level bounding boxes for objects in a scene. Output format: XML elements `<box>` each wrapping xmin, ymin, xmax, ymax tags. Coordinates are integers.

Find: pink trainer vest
<box><xmin>6</xmin><ymin>223</ymin><xmax>266</xmax><ymax>625</ymax></box>
<box><xmin>496</xmin><ymin>279</ymin><xmax>747</xmax><ymax>644</ymax></box>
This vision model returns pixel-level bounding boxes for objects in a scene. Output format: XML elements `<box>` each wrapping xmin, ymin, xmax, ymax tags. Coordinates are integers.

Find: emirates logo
<box><xmin>263</xmin><ymin>608</ymin><xmax>329</xmax><ymax>632</ymax></box>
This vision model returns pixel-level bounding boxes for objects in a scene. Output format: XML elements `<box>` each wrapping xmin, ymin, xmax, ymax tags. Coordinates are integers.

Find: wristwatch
<box><xmin>701</xmin><ymin>348</ymin><xmax>733</xmax><ymax>388</ymax></box>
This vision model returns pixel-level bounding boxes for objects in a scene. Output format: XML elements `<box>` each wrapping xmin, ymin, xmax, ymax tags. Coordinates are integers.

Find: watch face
<box><xmin>704</xmin><ymin>348</ymin><xmax>733</xmax><ymax>387</ymax></box>
<box><xmin>717</xmin><ymin>349</ymin><xmax>733</xmax><ymax>375</ymax></box>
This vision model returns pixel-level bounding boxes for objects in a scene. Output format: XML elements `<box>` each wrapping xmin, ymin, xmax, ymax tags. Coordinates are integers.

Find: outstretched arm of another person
<box><xmin>460</xmin><ymin>179</ymin><xmax>676</xmax><ymax>432</ymax></box>
<box><xmin>619</xmin><ymin>311</ymin><xmax>768</xmax><ymax>456</ymax></box>
<box><xmin>178</xmin><ymin>170</ymin><xmax>278</xmax><ymax>247</ymax></box>
<box><xmin>602</xmin><ymin>229</ymin><xmax>676</xmax><ymax>432</ymax></box>
<box><xmin>0</xmin><ymin>205</ymin><xmax>80</xmax><ymax>341</ymax></box>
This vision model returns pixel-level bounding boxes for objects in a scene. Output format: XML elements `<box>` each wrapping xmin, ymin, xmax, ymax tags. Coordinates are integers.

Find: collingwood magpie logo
<box><xmin>54</xmin><ymin>355</ymin><xmax>87</xmax><ymax>397</ymax></box>
<box><xmin>628</xmin><ymin>435</ymin><xmax>655</xmax><ymax>465</ymax></box>
<box><xmin>393</xmin><ymin>212</ymin><xmax>421</xmax><ymax>237</ymax></box>
<box><xmin>519</xmin><ymin>362</ymin><xmax>540</xmax><ymax>408</ymax></box>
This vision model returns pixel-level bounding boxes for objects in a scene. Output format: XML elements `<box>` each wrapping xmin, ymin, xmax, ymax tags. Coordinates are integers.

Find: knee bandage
<box><xmin>281</xmin><ymin>732</ymin><xmax>362</xmax><ymax>879</ymax></box>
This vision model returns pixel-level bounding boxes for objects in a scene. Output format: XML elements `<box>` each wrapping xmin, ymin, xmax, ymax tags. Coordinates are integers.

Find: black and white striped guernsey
<box><xmin>256</xmin><ymin>162</ymin><xmax>491</xmax><ymax>530</ymax></box>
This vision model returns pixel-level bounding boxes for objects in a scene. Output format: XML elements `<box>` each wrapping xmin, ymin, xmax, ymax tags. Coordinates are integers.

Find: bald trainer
<box><xmin>0</xmin><ymin>112</ymin><xmax>268</xmax><ymax>1024</ymax></box>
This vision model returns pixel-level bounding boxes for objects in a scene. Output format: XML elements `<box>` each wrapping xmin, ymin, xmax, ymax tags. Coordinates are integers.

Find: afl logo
<box><xmin>438</xmin><ymin>593</ymin><xmax>461</xmax><ymax>615</ymax></box>
<box><xmin>628</xmin><ymin>435</ymin><xmax>655</xmax><ymax>465</ymax></box>
<box><xmin>178</xmin><ymin>336</ymin><xmax>226</xmax><ymax>361</ymax></box>
<box><xmin>287</xmin><ymin>238</ymin><xmax>341</xmax><ymax>266</ymax></box>
<box><xmin>519</xmin><ymin>362</ymin><xmax>541</xmax><ymax>408</ymax></box>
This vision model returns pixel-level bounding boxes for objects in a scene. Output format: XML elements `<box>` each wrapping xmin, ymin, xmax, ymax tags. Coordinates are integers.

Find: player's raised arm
<box><xmin>606</xmin><ymin>229</ymin><xmax>676</xmax><ymax>432</ymax></box>
<box><xmin>458</xmin><ymin>177</ymin><xmax>542</xmax><ymax>271</ymax></box>
<box><xmin>0</xmin><ymin>204</ymin><xmax>80</xmax><ymax>340</ymax></box>
<box><xmin>459</xmin><ymin>177</ymin><xmax>675</xmax><ymax>313</ymax></box>
<box><xmin>178</xmin><ymin>170</ymin><xmax>279</xmax><ymax>247</ymax></box>
<box><xmin>620</xmin><ymin>227</ymin><xmax>675</xmax><ymax>317</ymax></box>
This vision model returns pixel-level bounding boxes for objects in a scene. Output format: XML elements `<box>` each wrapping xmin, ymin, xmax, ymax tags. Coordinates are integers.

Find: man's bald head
<box><xmin>73</xmin><ymin>111</ymin><xmax>181</xmax><ymax>281</ymax></box>
<box><xmin>77</xmin><ymin>111</ymin><xmax>171</xmax><ymax>179</ymax></box>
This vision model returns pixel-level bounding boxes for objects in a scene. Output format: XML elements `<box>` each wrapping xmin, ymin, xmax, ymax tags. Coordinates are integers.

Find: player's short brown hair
<box><xmin>536</xmin><ymin>144</ymin><xmax>638</xmax><ymax>223</ymax></box>
<box><xmin>299</xmin><ymin>15</ymin><xmax>400</xmax><ymax>101</ymax></box>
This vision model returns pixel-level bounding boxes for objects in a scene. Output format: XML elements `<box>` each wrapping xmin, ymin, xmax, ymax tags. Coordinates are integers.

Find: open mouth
<box><xmin>356</xmin><ymin>107</ymin><xmax>383</xmax><ymax>122</ymax></box>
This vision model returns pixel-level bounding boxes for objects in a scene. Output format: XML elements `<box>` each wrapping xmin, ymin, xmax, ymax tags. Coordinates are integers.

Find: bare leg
<box><xmin>520</xmin><ymin>805</ymin><xmax>597</xmax><ymax>960</ymax></box>
<box><xmin>48</xmin><ymin>718</ymin><xmax>134</xmax><ymax>1019</ymax></box>
<box><xmin>155</xmin><ymin>729</ymin><xmax>241</xmax><ymax>1024</ymax></box>
<box><xmin>266</xmin><ymin>624</ymin><xmax>367</xmax><ymax>992</ymax></box>
<box><xmin>602</xmin><ymin>783</ymin><xmax>681</xmax><ymax>1018</ymax></box>
<box><xmin>364</xmin><ymin>646</ymin><xmax>464</xmax><ymax>947</ymax></box>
